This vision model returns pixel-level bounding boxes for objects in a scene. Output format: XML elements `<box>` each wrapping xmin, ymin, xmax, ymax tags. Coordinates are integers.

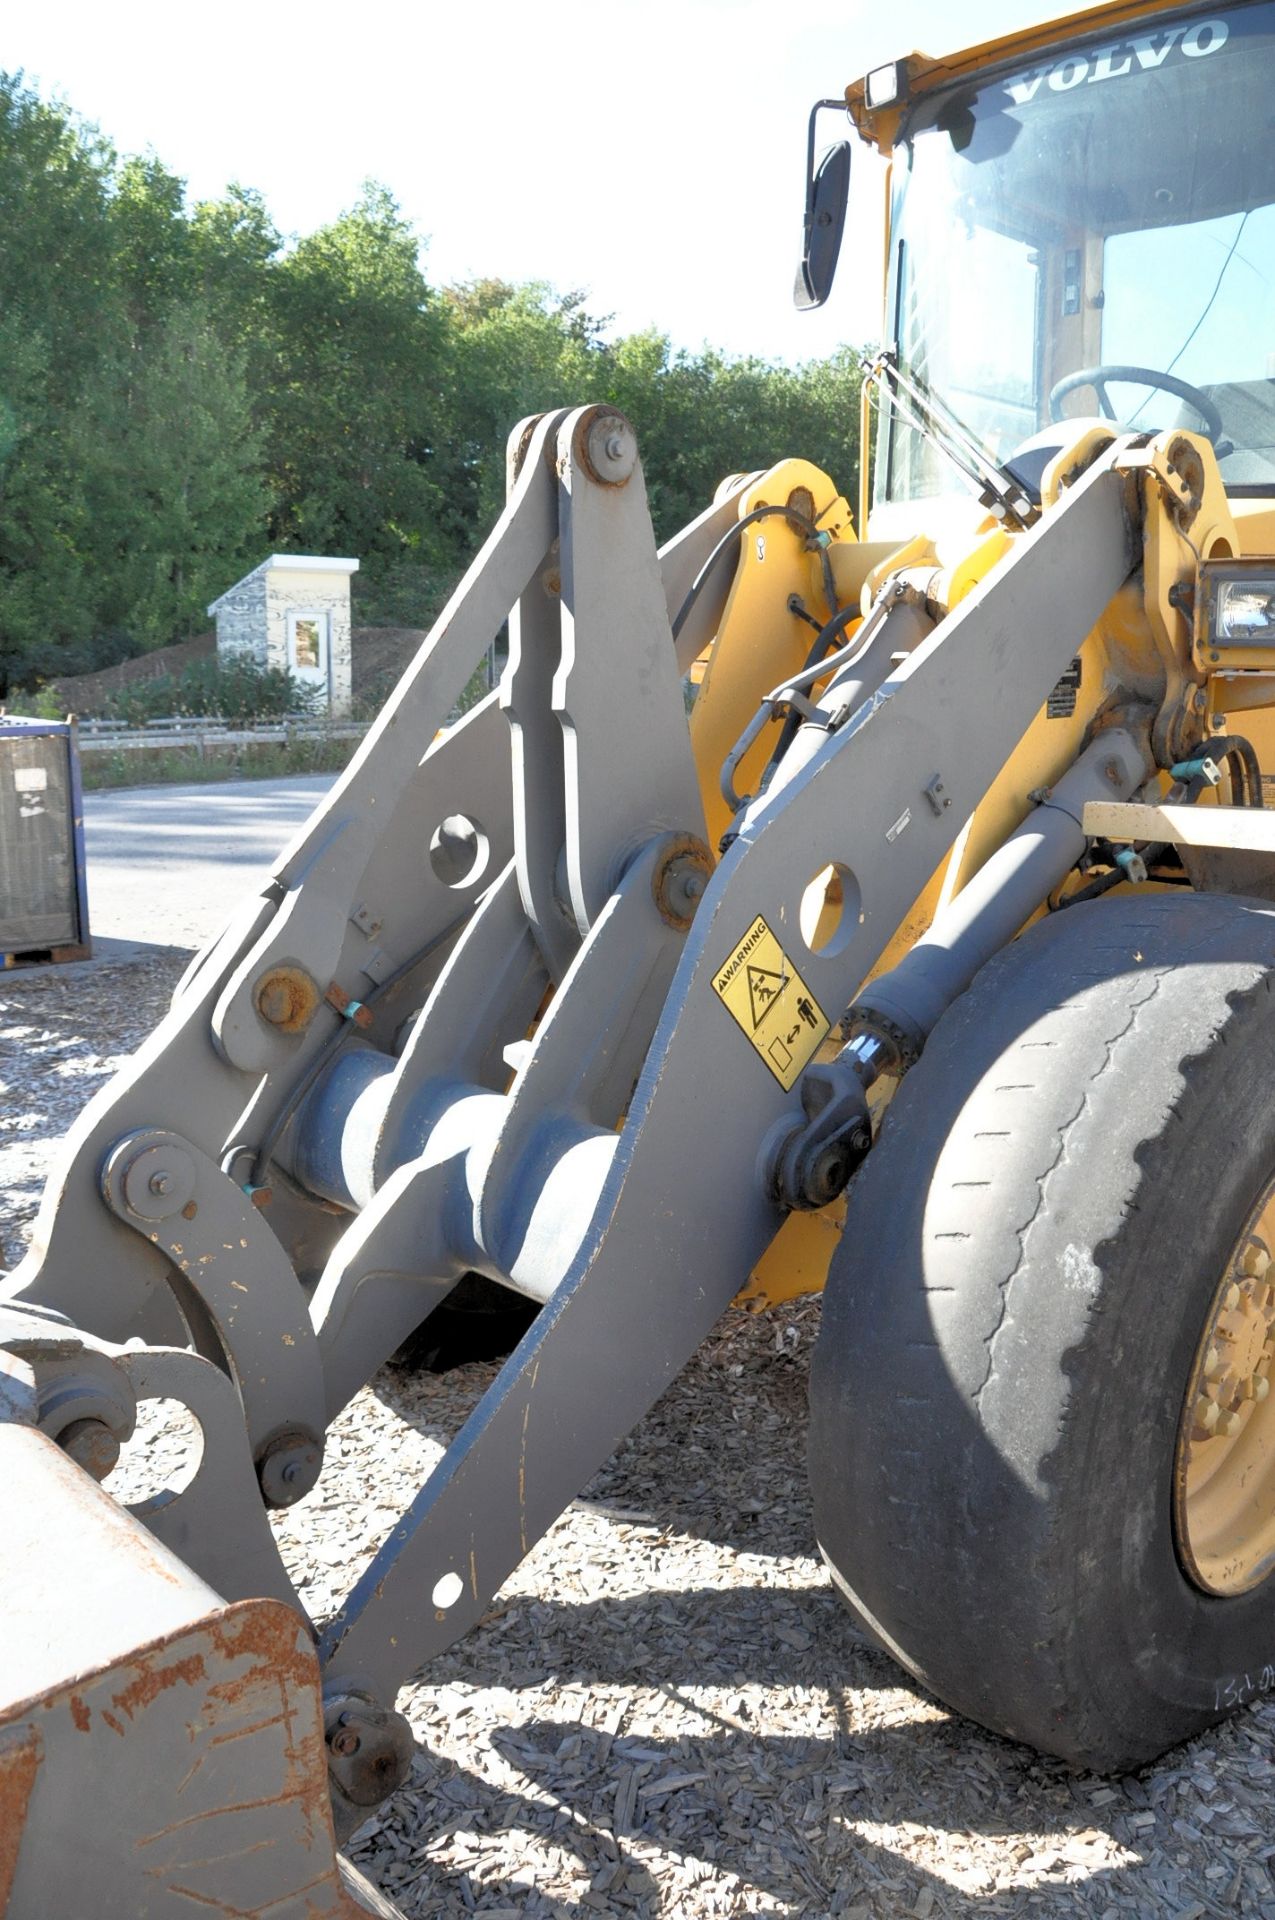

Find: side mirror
<box><xmin>794</xmin><ymin>103</ymin><xmax>852</xmax><ymax>311</ymax></box>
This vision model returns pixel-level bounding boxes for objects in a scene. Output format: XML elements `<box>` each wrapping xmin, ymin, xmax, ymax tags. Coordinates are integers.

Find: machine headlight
<box><xmin>1200</xmin><ymin>562</ymin><xmax>1275</xmax><ymax>648</ymax></box>
<box><xmin>866</xmin><ymin>61</ymin><xmax>904</xmax><ymax>109</ymax></box>
<box><xmin>1215</xmin><ymin>579</ymin><xmax>1275</xmax><ymax>642</ymax></box>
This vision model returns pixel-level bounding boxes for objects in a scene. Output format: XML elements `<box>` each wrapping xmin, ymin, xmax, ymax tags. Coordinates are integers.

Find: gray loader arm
<box><xmin>0</xmin><ymin>409</ymin><xmax>1147</xmax><ymax>1912</ymax></box>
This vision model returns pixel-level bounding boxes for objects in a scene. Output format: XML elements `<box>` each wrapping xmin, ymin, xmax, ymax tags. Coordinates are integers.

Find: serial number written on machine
<box><xmin>711</xmin><ymin>914</ymin><xmax>830</xmax><ymax>1090</ymax></box>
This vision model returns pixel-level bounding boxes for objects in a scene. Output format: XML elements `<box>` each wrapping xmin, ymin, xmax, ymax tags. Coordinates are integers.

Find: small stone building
<box><xmin>208</xmin><ymin>555</ymin><xmax>358</xmax><ymax>713</ymax></box>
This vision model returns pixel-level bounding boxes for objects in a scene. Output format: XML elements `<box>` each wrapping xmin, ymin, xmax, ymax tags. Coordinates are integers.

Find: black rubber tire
<box><xmin>810</xmin><ymin>892</ymin><xmax>1275</xmax><ymax>1770</ymax></box>
<box><xmin>391</xmin><ymin>1274</ymin><xmax>538</xmax><ymax>1375</ymax></box>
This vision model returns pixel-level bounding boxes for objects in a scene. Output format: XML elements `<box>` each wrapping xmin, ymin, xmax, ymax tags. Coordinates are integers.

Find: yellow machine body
<box><xmin>702</xmin><ymin>0</ymin><xmax>1275</xmax><ymax>1302</ymax></box>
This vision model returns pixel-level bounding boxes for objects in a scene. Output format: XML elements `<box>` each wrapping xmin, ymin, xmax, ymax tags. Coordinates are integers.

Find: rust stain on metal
<box><xmin>324</xmin><ymin>981</ymin><xmax>373</xmax><ymax>1029</ymax></box>
<box><xmin>206</xmin><ymin>1602</ymin><xmax>323</xmax><ymax>1698</ymax></box>
<box><xmin>112</xmin><ymin>1651</ymin><xmax>207</xmax><ymax>1722</ymax></box>
<box><xmin>204</xmin><ymin>1709</ymin><xmax>288</xmax><ymax>1754</ymax></box>
<box><xmin>0</xmin><ymin>1729</ymin><xmax>40</xmax><ymax>1911</ymax></box>
<box><xmin>128</xmin><ymin>1604</ymin><xmax>340</xmax><ymax>1907</ymax></box>
<box><xmin>652</xmin><ymin>833</ymin><xmax>713</xmax><ymax>931</ymax></box>
<box><xmin>69</xmin><ymin>1693</ymin><xmax>90</xmax><ymax>1732</ymax></box>
<box><xmin>510</xmin><ymin>414</ymin><xmax>539</xmax><ymax>481</ymax></box>
<box><xmin>206</xmin><ymin>1606</ymin><xmax>342</xmax><ymax>1898</ymax></box>
<box><xmin>101</xmin><ymin>1708</ymin><xmax>126</xmax><ymax>1737</ymax></box>
<box><xmin>255</xmin><ymin>965</ymin><xmax>321</xmax><ymax>1032</ymax></box>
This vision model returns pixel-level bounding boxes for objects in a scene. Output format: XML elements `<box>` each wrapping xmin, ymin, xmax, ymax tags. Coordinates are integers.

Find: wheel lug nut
<box><xmin>1240</xmin><ymin>1241</ymin><xmax>1271</xmax><ymax>1279</ymax></box>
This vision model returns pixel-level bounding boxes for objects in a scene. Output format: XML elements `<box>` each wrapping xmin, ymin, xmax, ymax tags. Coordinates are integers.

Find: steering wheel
<box><xmin>1048</xmin><ymin>364</ymin><xmax>1225</xmax><ymax>447</ymax></box>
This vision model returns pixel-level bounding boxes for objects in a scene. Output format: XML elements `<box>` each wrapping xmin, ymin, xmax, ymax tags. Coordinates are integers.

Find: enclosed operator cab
<box><xmin>830</xmin><ymin>4</ymin><xmax>1275</xmax><ymax>542</ymax></box>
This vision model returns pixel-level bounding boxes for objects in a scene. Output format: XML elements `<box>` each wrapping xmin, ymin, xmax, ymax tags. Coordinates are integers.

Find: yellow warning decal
<box><xmin>711</xmin><ymin>914</ymin><xmax>830</xmax><ymax>1090</ymax></box>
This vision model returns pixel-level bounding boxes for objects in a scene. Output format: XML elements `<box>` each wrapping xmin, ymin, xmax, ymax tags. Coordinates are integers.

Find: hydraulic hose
<box><xmin>845</xmin><ymin>730</ymin><xmax>1152</xmax><ymax>1068</ymax></box>
<box><xmin>670</xmin><ymin>503</ymin><xmax>832</xmax><ymax>644</ymax></box>
<box><xmin>1209</xmin><ymin>734</ymin><xmax>1264</xmax><ymax>808</ymax></box>
<box><xmin>765</xmin><ymin>600</ymin><xmax>864</xmax><ymax>773</ymax></box>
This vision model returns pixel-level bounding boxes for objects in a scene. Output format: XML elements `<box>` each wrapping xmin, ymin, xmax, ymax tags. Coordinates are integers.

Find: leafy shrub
<box><xmin>80</xmin><ymin>732</ymin><xmax>360</xmax><ymax>791</ymax></box>
<box><xmin>6</xmin><ymin>683</ymin><xmax>65</xmax><ymax>719</ymax></box>
<box><xmin>102</xmin><ymin>656</ymin><xmax>317</xmax><ymax>725</ymax></box>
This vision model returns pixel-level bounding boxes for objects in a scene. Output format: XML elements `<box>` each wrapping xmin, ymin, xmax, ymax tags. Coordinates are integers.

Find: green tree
<box><xmin>0</xmin><ymin>320</ymin><xmax>96</xmax><ymax>685</ymax></box>
<box><xmin>265</xmin><ymin>184</ymin><xmax>450</xmax><ymax>570</ymax></box>
<box><xmin>603</xmin><ymin>336</ymin><xmax>864</xmax><ymax>544</ymax></box>
<box><xmin>190</xmin><ymin>185</ymin><xmax>280</xmax><ymax>360</ymax></box>
<box><xmin>109</xmin><ymin>154</ymin><xmax>193</xmax><ymax>332</ymax></box>
<box><xmin>0</xmin><ymin>75</ymin><xmax>120</xmax><ymax>381</ymax></box>
<box><xmin>0</xmin><ymin>77</ymin><xmax>123</xmax><ymax>685</ymax></box>
<box><xmin>436</xmin><ymin>279</ymin><xmax>602</xmax><ymax>534</ymax></box>
<box><xmin>0</xmin><ymin>66</ymin><xmax>866</xmax><ymax>692</ymax></box>
<box><xmin>83</xmin><ymin>302</ymin><xmax>268</xmax><ymax>644</ymax></box>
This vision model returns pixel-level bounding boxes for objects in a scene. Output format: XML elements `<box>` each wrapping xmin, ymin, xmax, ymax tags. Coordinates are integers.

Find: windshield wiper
<box><xmin>869</xmin><ymin>347</ymin><xmax>1040</xmax><ymax>530</ymax></box>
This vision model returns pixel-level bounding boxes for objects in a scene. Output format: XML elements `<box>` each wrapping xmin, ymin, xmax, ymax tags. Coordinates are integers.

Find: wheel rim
<box><xmin>1175</xmin><ymin>1187</ymin><xmax>1275</xmax><ymax>1596</ymax></box>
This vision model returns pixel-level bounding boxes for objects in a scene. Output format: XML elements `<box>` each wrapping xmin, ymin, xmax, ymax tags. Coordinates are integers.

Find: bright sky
<box><xmin>6</xmin><ymin>0</ymin><xmax>1115</xmax><ymax>365</ymax></box>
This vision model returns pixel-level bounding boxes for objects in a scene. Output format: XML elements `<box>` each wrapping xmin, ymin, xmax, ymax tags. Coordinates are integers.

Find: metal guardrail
<box><xmin>76</xmin><ymin>716</ymin><xmax>369</xmax><ymax>755</ymax></box>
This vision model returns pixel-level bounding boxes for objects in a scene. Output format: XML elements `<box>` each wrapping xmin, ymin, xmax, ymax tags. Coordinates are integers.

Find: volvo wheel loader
<box><xmin>7</xmin><ymin>1</ymin><xmax>1275</xmax><ymax>1910</ymax></box>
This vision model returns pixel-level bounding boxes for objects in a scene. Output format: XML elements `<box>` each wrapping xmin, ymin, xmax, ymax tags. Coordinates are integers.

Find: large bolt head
<box><xmin>652</xmin><ymin>837</ymin><xmax>713</xmax><ymax>931</ymax></box>
<box><xmin>117</xmin><ymin>1140</ymin><xmax>197</xmax><ymax>1221</ymax></box>
<box><xmin>255</xmin><ymin>965</ymin><xmax>321</xmax><ymax>1033</ymax></box>
<box><xmin>577</xmin><ymin>408</ymin><xmax>637</xmax><ymax>486</ymax></box>
<box><xmin>257</xmin><ymin>1427</ymin><xmax>322</xmax><ymax>1507</ymax></box>
<box><xmin>323</xmin><ymin>1694</ymin><xmax>416</xmax><ymax>1832</ymax></box>
<box><xmin>60</xmin><ymin>1417</ymin><xmax>121</xmax><ymax>1482</ymax></box>
<box><xmin>805</xmin><ymin>1146</ymin><xmax>850</xmax><ymax>1208</ymax></box>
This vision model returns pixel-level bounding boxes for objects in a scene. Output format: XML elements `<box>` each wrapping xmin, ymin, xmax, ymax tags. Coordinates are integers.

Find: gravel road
<box><xmin>3</xmin><ymin>948</ymin><xmax>1275</xmax><ymax>1918</ymax></box>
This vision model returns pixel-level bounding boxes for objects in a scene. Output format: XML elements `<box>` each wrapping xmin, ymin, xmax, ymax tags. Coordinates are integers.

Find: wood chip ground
<box><xmin>4</xmin><ymin>952</ymin><xmax>1274</xmax><ymax>1919</ymax></box>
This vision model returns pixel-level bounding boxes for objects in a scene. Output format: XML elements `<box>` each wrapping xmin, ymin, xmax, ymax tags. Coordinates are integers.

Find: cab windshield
<box><xmin>880</xmin><ymin>2</ymin><xmax>1275</xmax><ymax>505</ymax></box>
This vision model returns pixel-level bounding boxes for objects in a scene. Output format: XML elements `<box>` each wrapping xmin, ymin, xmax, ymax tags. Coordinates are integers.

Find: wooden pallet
<box><xmin>1</xmin><ymin>940</ymin><xmax>92</xmax><ymax>971</ymax></box>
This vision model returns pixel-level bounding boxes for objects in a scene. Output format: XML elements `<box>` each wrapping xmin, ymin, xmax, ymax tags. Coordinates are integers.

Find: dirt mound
<box><xmin>40</xmin><ymin>626</ymin><xmax>428</xmax><ymax>716</ymax></box>
<box><xmin>47</xmin><ymin>633</ymin><xmax>217</xmax><ymax>712</ymax></box>
<box><xmin>351</xmin><ymin>626</ymin><xmax>426</xmax><ymax>697</ymax></box>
